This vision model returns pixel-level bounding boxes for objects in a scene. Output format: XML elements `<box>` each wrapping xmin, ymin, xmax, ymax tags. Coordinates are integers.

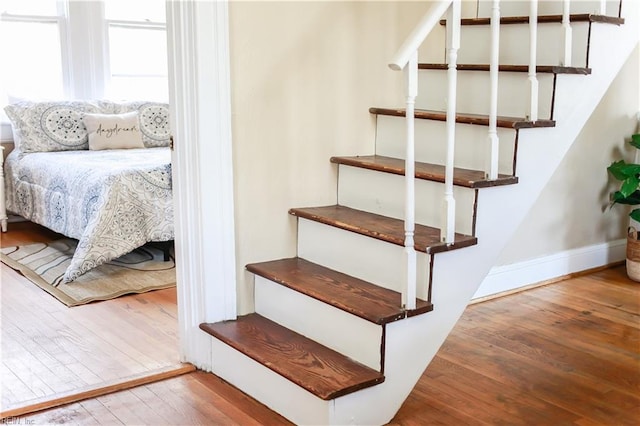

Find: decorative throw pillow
<box><xmin>83</xmin><ymin>111</ymin><xmax>145</xmax><ymax>150</ymax></box>
<box><xmin>106</xmin><ymin>101</ymin><xmax>171</xmax><ymax>148</ymax></box>
<box><xmin>4</xmin><ymin>101</ymin><xmax>103</xmax><ymax>152</ymax></box>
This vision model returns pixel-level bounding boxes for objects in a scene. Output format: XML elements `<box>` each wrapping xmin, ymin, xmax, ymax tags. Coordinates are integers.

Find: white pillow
<box><xmin>83</xmin><ymin>111</ymin><xmax>145</xmax><ymax>150</ymax></box>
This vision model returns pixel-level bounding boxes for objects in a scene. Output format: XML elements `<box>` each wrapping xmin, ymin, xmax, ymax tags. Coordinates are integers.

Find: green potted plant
<box><xmin>608</xmin><ymin>132</ymin><xmax>640</xmax><ymax>281</ymax></box>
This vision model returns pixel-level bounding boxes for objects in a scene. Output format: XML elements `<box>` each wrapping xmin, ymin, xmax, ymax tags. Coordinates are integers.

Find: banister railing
<box><xmin>389</xmin><ymin>0</ymin><xmax>454</xmax><ymax>71</ymax></box>
<box><xmin>389</xmin><ymin>0</ymin><xmax>458</xmax><ymax>311</ymax></box>
<box><xmin>388</xmin><ymin>0</ymin><xmax>559</xmax><ymax>310</ymax></box>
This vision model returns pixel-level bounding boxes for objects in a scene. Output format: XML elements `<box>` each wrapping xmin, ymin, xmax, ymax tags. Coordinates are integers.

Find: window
<box><xmin>0</xmin><ymin>1</ymin><xmax>66</xmax><ymax>106</ymax></box>
<box><xmin>104</xmin><ymin>0</ymin><xmax>167</xmax><ymax>102</ymax></box>
<box><xmin>0</xmin><ymin>0</ymin><xmax>167</xmax><ymax>136</ymax></box>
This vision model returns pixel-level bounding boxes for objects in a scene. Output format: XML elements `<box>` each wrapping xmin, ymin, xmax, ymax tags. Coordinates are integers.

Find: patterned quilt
<box><xmin>4</xmin><ymin>147</ymin><xmax>173</xmax><ymax>282</ymax></box>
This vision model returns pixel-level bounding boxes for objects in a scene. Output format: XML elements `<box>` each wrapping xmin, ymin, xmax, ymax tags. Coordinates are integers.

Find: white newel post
<box><xmin>562</xmin><ymin>0</ymin><xmax>572</xmax><ymax>66</ymax></box>
<box><xmin>403</xmin><ymin>51</ymin><xmax>418</xmax><ymax>310</ymax></box>
<box><xmin>442</xmin><ymin>0</ymin><xmax>460</xmax><ymax>243</ymax></box>
<box><xmin>528</xmin><ymin>0</ymin><xmax>539</xmax><ymax>122</ymax></box>
<box><xmin>486</xmin><ymin>0</ymin><xmax>500</xmax><ymax>180</ymax></box>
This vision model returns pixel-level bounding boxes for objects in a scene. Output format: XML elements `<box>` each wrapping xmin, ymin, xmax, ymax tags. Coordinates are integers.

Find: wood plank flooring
<box><xmin>1</xmin><ymin>222</ymin><xmax>183</xmax><ymax>414</ymax></box>
<box><xmin>5</xmin><ymin>223</ymin><xmax>638</xmax><ymax>424</ymax></box>
<box><xmin>389</xmin><ymin>266</ymin><xmax>639</xmax><ymax>425</ymax></box>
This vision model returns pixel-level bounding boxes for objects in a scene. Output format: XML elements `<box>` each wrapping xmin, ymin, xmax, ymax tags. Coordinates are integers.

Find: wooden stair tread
<box><xmin>199</xmin><ymin>313</ymin><xmax>384</xmax><ymax>400</ymax></box>
<box><xmin>419</xmin><ymin>63</ymin><xmax>591</xmax><ymax>75</ymax></box>
<box><xmin>289</xmin><ymin>205</ymin><xmax>477</xmax><ymax>254</ymax></box>
<box><xmin>330</xmin><ymin>155</ymin><xmax>518</xmax><ymax>188</ymax></box>
<box><xmin>369</xmin><ymin>107</ymin><xmax>555</xmax><ymax>129</ymax></box>
<box><xmin>247</xmin><ymin>257</ymin><xmax>433</xmax><ymax>324</ymax></box>
<box><xmin>440</xmin><ymin>14</ymin><xmax>624</xmax><ymax>26</ymax></box>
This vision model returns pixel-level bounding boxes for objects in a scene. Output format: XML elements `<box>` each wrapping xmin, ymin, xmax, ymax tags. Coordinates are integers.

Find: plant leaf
<box><xmin>621</xmin><ymin>175</ymin><xmax>640</xmax><ymax>197</ymax></box>
<box><xmin>608</xmin><ymin>160</ymin><xmax>626</xmax><ymax>180</ymax></box>
<box><xmin>608</xmin><ymin>160</ymin><xmax>640</xmax><ymax>181</ymax></box>
<box><xmin>631</xmin><ymin>134</ymin><xmax>640</xmax><ymax>150</ymax></box>
<box><xmin>611</xmin><ymin>190</ymin><xmax>640</xmax><ymax>206</ymax></box>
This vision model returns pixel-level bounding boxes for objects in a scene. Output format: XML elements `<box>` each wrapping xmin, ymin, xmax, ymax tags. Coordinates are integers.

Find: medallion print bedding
<box><xmin>4</xmin><ymin>147</ymin><xmax>173</xmax><ymax>282</ymax></box>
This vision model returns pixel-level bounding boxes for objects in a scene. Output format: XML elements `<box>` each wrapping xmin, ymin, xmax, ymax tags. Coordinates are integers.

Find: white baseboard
<box><xmin>473</xmin><ymin>239</ymin><xmax>627</xmax><ymax>299</ymax></box>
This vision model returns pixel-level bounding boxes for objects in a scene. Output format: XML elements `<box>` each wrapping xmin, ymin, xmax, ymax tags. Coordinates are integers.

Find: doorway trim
<box><xmin>166</xmin><ymin>0</ymin><xmax>237</xmax><ymax>369</ymax></box>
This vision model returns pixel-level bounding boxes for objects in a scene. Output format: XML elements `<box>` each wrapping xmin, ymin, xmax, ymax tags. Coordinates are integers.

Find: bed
<box><xmin>4</xmin><ymin>100</ymin><xmax>174</xmax><ymax>282</ymax></box>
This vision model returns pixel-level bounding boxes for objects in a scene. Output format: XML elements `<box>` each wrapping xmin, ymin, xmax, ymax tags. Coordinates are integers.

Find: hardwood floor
<box><xmin>1</xmin><ymin>222</ymin><xmax>183</xmax><ymax>415</ymax></box>
<box><xmin>17</xmin><ymin>370</ymin><xmax>293</xmax><ymax>425</ymax></box>
<box><xmin>388</xmin><ymin>266</ymin><xmax>639</xmax><ymax>425</ymax></box>
<box><xmin>4</xmin><ymin>223</ymin><xmax>638</xmax><ymax>424</ymax></box>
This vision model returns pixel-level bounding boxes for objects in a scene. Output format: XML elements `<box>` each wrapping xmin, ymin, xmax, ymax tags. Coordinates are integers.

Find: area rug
<box><xmin>1</xmin><ymin>239</ymin><xmax>176</xmax><ymax>307</ymax></box>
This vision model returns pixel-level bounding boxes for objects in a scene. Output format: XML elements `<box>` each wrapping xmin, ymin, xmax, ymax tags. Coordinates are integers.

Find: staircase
<box><xmin>199</xmin><ymin>1</ymin><xmax>638</xmax><ymax>424</ymax></box>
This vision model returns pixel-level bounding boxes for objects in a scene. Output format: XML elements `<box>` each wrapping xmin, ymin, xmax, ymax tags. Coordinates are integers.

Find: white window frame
<box><xmin>0</xmin><ymin>6</ymin><xmax>71</xmax><ymax>90</ymax></box>
<box><xmin>0</xmin><ymin>1</ymin><xmax>69</xmax><ymax>140</ymax></box>
<box><xmin>103</xmin><ymin>15</ymin><xmax>168</xmax><ymax>101</ymax></box>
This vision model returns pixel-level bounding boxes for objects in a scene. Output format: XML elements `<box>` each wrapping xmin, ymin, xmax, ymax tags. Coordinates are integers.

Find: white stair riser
<box><xmin>456</xmin><ymin>22</ymin><xmax>592</xmax><ymax>67</ymax></box>
<box><xmin>297</xmin><ymin>218</ymin><xmax>432</xmax><ymax>299</ymax></box>
<box><xmin>337</xmin><ymin>165</ymin><xmax>476</xmax><ymax>236</ymax></box>
<box><xmin>417</xmin><ymin>69</ymin><xmax>556</xmax><ymax>119</ymax></box>
<box><xmin>374</xmin><ymin>114</ymin><xmax>516</xmax><ymax>174</ymax></box>
<box><xmin>254</xmin><ymin>275</ymin><xmax>383</xmax><ymax>370</ymax></box>
<box><xmin>420</xmin><ymin>21</ymin><xmax>591</xmax><ymax>66</ymax></box>
<box><xmin>476</xmin><ymin>0</ymin><xmax>620</xmax><ymax>17</ymax></box>
<box><xmin>209</xmin><ymin>337</ymin><xmax>330</xmax><ymax>425</ymax></box>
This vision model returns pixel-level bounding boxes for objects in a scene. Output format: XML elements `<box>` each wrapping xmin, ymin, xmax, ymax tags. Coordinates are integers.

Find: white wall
<box><xmin>477</xmin><ymin>45</ymin><xmax>640</xmax><ymax>297</ymax></box>
<box><xmin>501</xmin><ymin>47</ymin><xmax>639</xmax><ymax>264</ymax></box>
<box><xmin>228</xmin><ymin>1</ymin><xmax>409</xmax><ymax>313</ymax></box>
<box><xmin>228</xmin><ymin>1</ymin><xmax>640</xmax><ymax>312</ymax></box>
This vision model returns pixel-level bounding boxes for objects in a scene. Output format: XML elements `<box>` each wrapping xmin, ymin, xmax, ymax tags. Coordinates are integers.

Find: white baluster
<box><xmin>562</xmin><ymin>0</ymin><xmax>572</xmax><ymax>66</ymax></box>
<box><xmin>388</xmin><ymin>0</ymin><xmax>455</xmax><ymax>309</ymax></box>
<box><xmin>599</xmin><ymin>0</ymin><xmax>606</xmax><ymax>15</ymax></box>
<box><xmin>442</xmin><ymin>0</ymin><xmax>460</xmax><ymax>244</ymax></box>
<box><xmin>486</xmin><ymin>0</ymin><xmax>500</xmax><ymax>180</ymax></box>
<box><xmin>528</xmin><ymin>0</ymin><xmax>539</xmax><ymax>122</ymax></box>
<box><xmin>403</xmin><ymin>51</ymin><xmax>418</xmax><ymax>310</ymax></box>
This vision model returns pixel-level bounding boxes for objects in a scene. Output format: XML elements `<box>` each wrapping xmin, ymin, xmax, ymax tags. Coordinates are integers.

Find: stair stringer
<box><xmin>323</xmin><ymin>16</ymin><xmax>640</xmax><ymax>426</ymax></box>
